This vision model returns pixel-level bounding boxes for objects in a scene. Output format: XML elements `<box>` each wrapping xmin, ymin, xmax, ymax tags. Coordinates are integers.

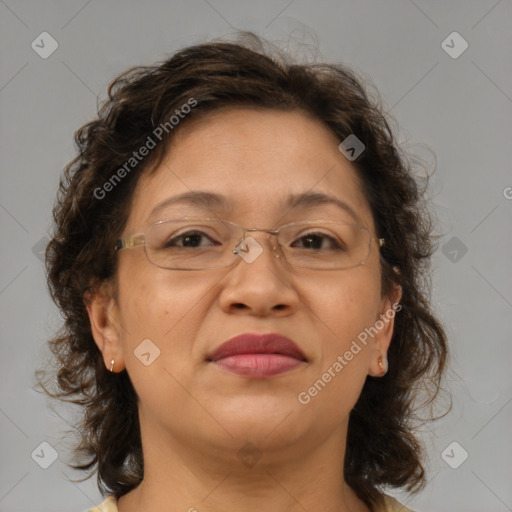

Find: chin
<box><xmin>201</xmin><ymin>396</ymin><xmax>303</xmax><ymax>444</ymax></box>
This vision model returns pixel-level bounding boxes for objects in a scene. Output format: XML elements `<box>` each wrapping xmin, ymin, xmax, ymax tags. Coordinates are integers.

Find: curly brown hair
<box><xmin>36</xmin><ymin>32</ymin><xmax>448</xmax><ymax>511</ymax></box>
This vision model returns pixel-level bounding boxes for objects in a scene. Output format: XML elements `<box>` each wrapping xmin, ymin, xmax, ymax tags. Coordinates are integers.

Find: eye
<box><xmin>291</xmin><ymin>231</ymin><xmax>345</xmax><ymax>251</ymax></box>
<box><xmin>164</xmin><ymin>230</ymin><xmax>220</xmax><ymax>249</ymax></box>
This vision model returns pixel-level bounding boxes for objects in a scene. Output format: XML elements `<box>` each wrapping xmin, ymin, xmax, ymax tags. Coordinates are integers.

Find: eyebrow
<box><xmin>148</xmin><ymin>190</ymin><xmax>362</xmax><ymax>223</ymax></box>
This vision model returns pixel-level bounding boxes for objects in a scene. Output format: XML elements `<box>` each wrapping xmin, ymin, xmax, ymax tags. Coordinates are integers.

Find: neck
<box><xmin>116</xmin><ymin>416</ymin><xmax>370</xmax><ymax>512</ymax></box>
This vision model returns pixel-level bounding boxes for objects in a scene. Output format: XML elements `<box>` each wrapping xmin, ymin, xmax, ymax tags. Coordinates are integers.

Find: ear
<box><xmin>84</xmin><ymin>280</ymin><xmax>126</xmax><ymax>373</ymax></box>
<box><xmin>367</xmin><ymin>283</ymin><xmax>402</xmax><ymax>377</ymax></box>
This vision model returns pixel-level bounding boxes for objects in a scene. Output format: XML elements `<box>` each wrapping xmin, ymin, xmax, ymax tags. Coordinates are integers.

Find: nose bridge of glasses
<box><xmin>244</xmin><ymin>227</ymin><xmax>281</xmax><ymax>250</ymax></box>
<box><xmin>231</xmin><ymin>226</ymin><xmax>283</xmax><ymax>263</ymax></box>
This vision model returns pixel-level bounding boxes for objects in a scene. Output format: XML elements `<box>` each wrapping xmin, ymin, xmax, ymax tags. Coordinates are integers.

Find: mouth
<box><xmin>207</xmin><ymin>332</ymin><xmax>307</xmax><ymax>378</ymax></box>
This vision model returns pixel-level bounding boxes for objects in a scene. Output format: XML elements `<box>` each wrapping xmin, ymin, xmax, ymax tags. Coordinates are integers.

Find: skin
<box><xmin>86</xmin><ymin>107</ymin><xmax>402</xmax><ymax>512</ymax></box>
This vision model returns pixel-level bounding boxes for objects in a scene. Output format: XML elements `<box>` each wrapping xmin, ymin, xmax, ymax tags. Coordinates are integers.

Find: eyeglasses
<box><xmin>114</xmin><ymin>217</ymin><xmax>384</xmax><ymax>271</ymax></box>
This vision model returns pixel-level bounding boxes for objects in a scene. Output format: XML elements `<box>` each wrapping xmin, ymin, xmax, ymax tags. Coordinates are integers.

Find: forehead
<box><xmin>126</xmin><ymin>108</ymin><xmax>374</xmax><ymax>231</ymax></box>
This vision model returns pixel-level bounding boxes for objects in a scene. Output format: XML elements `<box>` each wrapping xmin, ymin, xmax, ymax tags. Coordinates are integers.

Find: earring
<box><xmin>110</xmin><ymin>359</ymin><xmax>115</xmax><ymax>372</ymax></box>
<box><xmin>378</xmin><ymin>355</ymin><xmax>388</xmax><ymax>376</ymax></box>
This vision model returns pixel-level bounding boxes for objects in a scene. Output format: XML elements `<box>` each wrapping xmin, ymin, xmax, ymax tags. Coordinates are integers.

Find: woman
<box><xmin>37</xmin><ymin>33</ymin><xmax>448</xmax><ymax>512</ymax></box>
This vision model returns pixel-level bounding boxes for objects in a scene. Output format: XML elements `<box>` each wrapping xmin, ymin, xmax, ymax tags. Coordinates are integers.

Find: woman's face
<box><xmin>88</xmin><ymin>107</ymin><xmax>399</xmax><ymax>464</ymax></box>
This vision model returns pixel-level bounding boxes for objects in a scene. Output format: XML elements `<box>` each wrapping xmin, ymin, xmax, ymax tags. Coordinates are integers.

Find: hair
<box><xmin>36</xmin><ymin>31</ymin><xmax>448</xmax><ymax>511</ymax></box>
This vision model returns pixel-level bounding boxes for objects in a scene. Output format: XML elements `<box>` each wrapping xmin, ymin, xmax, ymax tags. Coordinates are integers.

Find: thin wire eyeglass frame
<box><xmin>114</xmin><ymin>217</ymin><xmax>385</xmax><ymax>271</ymax></box>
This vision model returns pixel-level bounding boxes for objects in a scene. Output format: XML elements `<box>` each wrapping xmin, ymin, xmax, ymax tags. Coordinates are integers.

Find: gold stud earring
<box><xmin>110</xmin><ymin>359</ymin><xmax>115</xmax><ymax>372</ymax></box>
<box><xmin>378</xmin><ymin>355</ymin><xmax>388</xmax><ymax>376</ymax></box>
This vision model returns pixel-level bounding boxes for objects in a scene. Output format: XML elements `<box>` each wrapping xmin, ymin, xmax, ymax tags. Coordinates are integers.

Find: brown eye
<box><xmin>291</xmin><ymin>232</ymin><xmax>345</xmax><ymax>251</ymax></box>
<box><xmin>164</xmin><ymin>231</ymin><xmax>219</xmax><ymax>248</ymax></box>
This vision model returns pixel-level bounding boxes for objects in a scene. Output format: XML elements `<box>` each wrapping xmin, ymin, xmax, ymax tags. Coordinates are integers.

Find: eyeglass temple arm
<box><xmin>114</xmin><ymin>234</ymin><xmax>145</xmax><ymax>252</ymax></box>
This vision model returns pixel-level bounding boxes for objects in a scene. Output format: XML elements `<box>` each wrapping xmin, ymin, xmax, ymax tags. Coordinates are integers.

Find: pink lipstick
<box><xmin>208</xmin><ymin>333</ymin><xmax>307</xmax><ymax>378</ymax></box>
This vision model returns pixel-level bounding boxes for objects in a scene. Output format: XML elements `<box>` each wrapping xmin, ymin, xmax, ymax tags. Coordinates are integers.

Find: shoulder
<box><xmin>86</xmin><ymin>495</ymin><xmax>118</xmax><ymax>512</ymax></box>
<box><xmin>375</xmin><ymin>494</ymin><xmax>417</xmax><ymax>512</ymax></box>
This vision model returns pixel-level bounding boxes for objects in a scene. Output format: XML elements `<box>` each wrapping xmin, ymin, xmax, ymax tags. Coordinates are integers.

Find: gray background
<box><xmin>1</xmin><ymin>1</ymin><xmax>511</xmax><ymax>511</ymax></box>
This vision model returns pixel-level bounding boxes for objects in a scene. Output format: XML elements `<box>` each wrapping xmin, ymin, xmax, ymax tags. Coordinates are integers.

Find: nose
<box><xmin>218</xmin><ymin>232</ymin><xmax>299</xmax><ymax>317</ymax></box>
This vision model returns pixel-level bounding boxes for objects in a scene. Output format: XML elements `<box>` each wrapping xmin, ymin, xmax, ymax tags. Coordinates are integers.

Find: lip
<box><xmin>208</xmin><ymin>333</ymin><xmax>307</xmax><ymax>378</ymax></box>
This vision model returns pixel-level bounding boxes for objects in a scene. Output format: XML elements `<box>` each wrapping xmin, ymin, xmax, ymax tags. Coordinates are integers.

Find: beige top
<box><xmin>87</xmin><ymin>493</ymin><xmax>415</xmax><ymax>511</ymax></box>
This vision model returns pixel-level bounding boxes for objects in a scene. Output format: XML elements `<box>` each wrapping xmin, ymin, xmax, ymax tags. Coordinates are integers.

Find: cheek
<box><xmin>114</xmin><ymin>269</ymin><xmax>198</xmax><ymax>407</ymax></box>
<box><xmin>115</xmin><ymin>263</ymin><xmax>210</xmax><ymax>368</ymax></box>
<box><xmin>307</xmin><ymin>269</ymin><xmax>382</xmax><ymax>346</ymax></box>
<box><xmin>300</xmin><ymin>269</ymin><xmax>381</xmax><ymax>410</ymax></box>
<box><xmin>299</xmin><ymin>279</ymin><xmax>378</xmax><ymax>417</ymax></box>
<box><xmin>117</xmin><ymin>259</ymin><xmax>185</xmax><ymax>332</ymax></box>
